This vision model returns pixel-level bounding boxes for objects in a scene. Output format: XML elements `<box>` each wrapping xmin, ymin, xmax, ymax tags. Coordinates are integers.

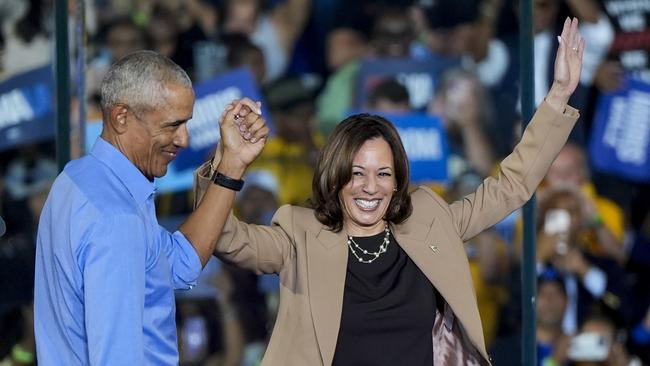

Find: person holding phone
<box><xmin>544</xmin><ymin>143</ymin><xmax>626</xmax><ymax>264</ymax></box>
<box><xmin>536</xmin><ymin>186</ymin><xmax>628</xmax><ymax>336</ymax></box>
<box><xmin>567</xmin><ymin>315</ymin><xmax>635</xmax><ymax>365</ymax></box>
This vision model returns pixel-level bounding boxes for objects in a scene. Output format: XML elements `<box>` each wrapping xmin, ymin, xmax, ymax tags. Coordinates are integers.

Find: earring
<box><xmin>393</xmin><ymin>187</ymin><xmax>398</xmax><ymax>192</ymax></box>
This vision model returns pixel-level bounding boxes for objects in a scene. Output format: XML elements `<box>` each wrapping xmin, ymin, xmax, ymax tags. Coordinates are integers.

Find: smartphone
<box><xmin>544</xmin><ymin>209</ymin><xmax>571</xmax><ymax>254</ymax></box>
<box><xmin>568</xmin><ymin>332</ymin><xmax>610</xmax><ymax>361</ymax></box>
<box><xmin>544</xmin><ymin>209</ymin><xmax>571</xmax><ymax>235</ymax></box>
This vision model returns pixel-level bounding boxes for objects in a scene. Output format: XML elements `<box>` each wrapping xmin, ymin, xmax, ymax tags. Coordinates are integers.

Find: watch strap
<box><xmin>212</xmin><ymin>171</ymin><xmax>244</xmax><ymax>191</ymax></box>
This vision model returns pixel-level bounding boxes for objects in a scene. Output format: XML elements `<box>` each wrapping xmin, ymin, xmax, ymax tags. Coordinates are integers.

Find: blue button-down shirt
<box><xmin>34</xmin><ymin>138</ymin><xmax>202</xmax><ymax>365</ymax></box>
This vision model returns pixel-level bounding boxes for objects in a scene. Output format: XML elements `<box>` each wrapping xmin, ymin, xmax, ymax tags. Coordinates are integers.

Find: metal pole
<box><xmin>519</xmin><ymin>0</ymin><xmax>537</xmax><ymax>363</ymax></box>
<box><xmin>75</xmin><ymin>0</ymin><xmax>87</xmax><ymax>157</ymax></box>
<box><xmin>55</xmin><ymin>0</ymin><xmax>70</xmax><ymax>172</ymax></box>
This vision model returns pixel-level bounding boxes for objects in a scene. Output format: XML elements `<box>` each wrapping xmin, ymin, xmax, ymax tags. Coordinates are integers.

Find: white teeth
<box><xmin>355</xmin><ymin>199</ymin><xmax>380</xmax><ymax>209</ymax></box>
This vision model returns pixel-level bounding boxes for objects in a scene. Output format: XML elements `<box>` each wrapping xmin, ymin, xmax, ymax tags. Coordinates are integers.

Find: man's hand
<box><xmin>215</xmin><ymin>98</ymin><xmax>269</xmax><ymax>178</ymax></box>
<box><xmin>537</xmin><ymin>232</ymin><xmax>561</xmax><ymax>263</ymax></box>
<box><xmin>554</xmin><ymin>248</ymin><xmax>590</xmax><ymax>278</ymax></box>
<box><xmin>550</xmin><ymin>334</ymin><xmax>571</xmax><ymax>365</ymax></box>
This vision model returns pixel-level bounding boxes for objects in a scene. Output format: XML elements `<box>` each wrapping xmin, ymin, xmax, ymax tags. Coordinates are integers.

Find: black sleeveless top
<box><xmin>332</xmin><ymin>231</ymin><xmax>437</xmax><ymax>366</ymax></box>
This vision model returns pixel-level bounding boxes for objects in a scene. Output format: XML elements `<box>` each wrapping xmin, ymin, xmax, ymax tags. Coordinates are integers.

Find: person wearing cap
<box><xmin>535</xmin><ymin>185</ymin><xmax>628</xmax><ymax>336</ymax></box>
<box><xmin>249</xmin><ymin>75</ymin><xmax>323</xmax><ymax>206</ymax></box>
<box><xmin>34</xmin><ymin>50</ymin><xmax>269</xmax><ymax>365</ymax></box>
<box><xmin>194</xmin><ymin>19</ymin><xmax>584</xmax><ymax>365</ymax></box>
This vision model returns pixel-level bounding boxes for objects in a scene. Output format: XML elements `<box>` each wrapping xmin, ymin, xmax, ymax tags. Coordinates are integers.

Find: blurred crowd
<box><xmin>1</xmin><ymin>0</ymin><xmax>649</xmax><ymax>365</ymax></box>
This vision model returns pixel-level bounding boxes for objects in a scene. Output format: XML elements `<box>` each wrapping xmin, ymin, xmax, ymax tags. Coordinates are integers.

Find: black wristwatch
<box><xmin>212</xmin><ymin>171</ymin><xmax>244</xmax><ymax>191</ymax></box>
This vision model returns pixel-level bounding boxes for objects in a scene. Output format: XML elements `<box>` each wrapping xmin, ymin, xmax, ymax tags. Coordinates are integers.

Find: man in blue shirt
<box><xmin>34</xmin><ymin>50</ymin><xmax>268</xmax><ymax>365</ymax></box>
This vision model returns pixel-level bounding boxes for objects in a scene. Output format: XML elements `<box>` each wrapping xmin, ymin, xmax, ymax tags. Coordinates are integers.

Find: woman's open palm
<box><xmin>553</xmin><ymin>18</ymin><xmax>585</xmax><ymax>98</ymax></box>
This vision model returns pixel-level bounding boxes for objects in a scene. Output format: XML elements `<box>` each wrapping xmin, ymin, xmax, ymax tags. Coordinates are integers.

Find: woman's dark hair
<box><xmin>311</xmin><ymin>114</ymin><xmax>412</xmax><ymax>232</ymax></box>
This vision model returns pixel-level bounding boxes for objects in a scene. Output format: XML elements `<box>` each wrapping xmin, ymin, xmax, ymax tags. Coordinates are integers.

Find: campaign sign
<box><xmin>349</xmin><ymin>111</ymin><xmax>449</xmax><ymax>183</ymax></box>
<box><xmin>355</xmin><ymin>58</ymin><xmax>459</xmax><ymax>111</ymax></box>
<box><xmin>0</xmin><ymin>65</ymin><xmax>55</xmax><ymax>151</ymax></box>
<box><xmin>174</xmin><ymin>67</ymin><xmax>270</xmax><ymax>172</ymax></box>
<box><xmin>589</xmin><ymin>77</ymin><xmax>650</xmax><ymax>182</ymax></box>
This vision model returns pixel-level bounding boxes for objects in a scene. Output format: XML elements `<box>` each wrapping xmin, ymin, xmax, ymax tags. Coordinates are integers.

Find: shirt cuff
<box><xmin>171</xmin><ymin>230</ymin><xmax>202</xmax><ymax>289</ymax></box>
<box><xmin>582</xmin><ymin>267</ymin><xmax>607</xmax><ymax>298</ymax></box>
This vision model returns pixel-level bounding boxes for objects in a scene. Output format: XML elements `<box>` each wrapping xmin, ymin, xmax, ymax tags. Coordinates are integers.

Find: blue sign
<box><xmin>347</xmin><ymin>111</ymin><xmax>449</xmax><ymax>183</ymax></box>
<box><xmin>174</xmin><ymin>67</ymin><xmax>271</xmax><ymax>172</ymax></box>
<box><xmin>355</xmin><ymin>58</ymin><xmax>459</xmax><ymax>111</ymax></box>
<box><xmin>589</xmin><ymin>77</ymin><xmax>650</xmax><ymax>182</ymax></box>
<box><xmin>0</xmin><ymin>65</ymin><xmax>55</xmax><ymax>151</ymax></box>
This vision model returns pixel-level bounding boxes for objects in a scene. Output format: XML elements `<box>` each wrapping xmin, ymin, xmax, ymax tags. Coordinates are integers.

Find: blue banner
<box><xmin>347</xmin><ymin>111</ymin><xmax>449</xmax><ymax>183</ymax></box>
<box><xmin>355</xmin><ymin>58</ymin><xmax>458</xmax><ymax>111</ymax></box>
<box><xmin>0</xmin><ymin>65</ymin><xmax>55</xmax><ymax>151</ymax></box>
<box><xmin>589</xmin><ymin>77</ymin><xmax>650</xmax><ymax>182</ymax></box>
<box><xmin>174</xmin><ymin>67</ymin><xmax>270</xmax><ymax>172</ymax></box>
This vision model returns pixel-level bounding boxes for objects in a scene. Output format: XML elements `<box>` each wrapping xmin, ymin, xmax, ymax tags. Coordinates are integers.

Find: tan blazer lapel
<box><xmin>392</xmin><ymin>219</ymin><xmax>452</xmax><ymax>293</ymax></box>
<box><xmin>306</xmin><ymin>227</ymin><xmax>348</xmax><ymax>366</ymax></box>
<box><xmin>394</xmin><ymin>218</ymin><xmax>488</xmax><ymax>362</ymax></box>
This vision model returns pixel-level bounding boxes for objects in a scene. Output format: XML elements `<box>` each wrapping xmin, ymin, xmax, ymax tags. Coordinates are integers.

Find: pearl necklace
<box><xmin>346</xmin><ymin>223</ymin><xmax>391</xmax><ymax>264</ymax></box>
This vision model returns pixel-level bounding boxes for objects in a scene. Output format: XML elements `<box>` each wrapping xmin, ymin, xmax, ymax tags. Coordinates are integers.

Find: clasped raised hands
<box><xmin>216</xmin><ymin>98</ymin><xmax>270</xmax><ymax>174</ymax></box>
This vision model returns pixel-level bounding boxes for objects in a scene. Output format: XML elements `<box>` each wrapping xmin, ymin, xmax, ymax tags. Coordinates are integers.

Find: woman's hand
<box><xmin>546</xmin><ymin>17</ymin><xmax>585</xmax><ymax>112</ymax></box>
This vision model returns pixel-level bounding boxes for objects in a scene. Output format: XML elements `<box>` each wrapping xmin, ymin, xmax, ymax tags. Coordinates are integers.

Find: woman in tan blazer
<box><xmin>194</xmin><ymin>18</ymin><xmax>585</xmax><ymax>366</ymax></box>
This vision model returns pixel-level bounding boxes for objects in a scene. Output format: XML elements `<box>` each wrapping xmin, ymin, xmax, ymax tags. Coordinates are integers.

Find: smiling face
<box><xmin>126</xmin><ymin>83</ymin><xmax>194</xmax><ymax>180</ymax></box>
<box><xmin>340</xmin><ymin>138</ymin><xmax>396</xmax><ymax>236</ymax></box>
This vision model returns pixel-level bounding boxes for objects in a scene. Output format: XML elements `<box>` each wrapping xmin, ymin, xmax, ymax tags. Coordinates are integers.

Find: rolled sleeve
<box><xmin>162</xmin><ymin>229</ymin><xmax>202</xmax><ymax>289</ymax></box>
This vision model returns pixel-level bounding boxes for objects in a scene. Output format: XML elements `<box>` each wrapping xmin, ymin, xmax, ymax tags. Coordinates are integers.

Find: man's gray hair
<box><xmin>100</xmin><ymin>50</ymin><xmax>192</xmax><ymax>114</ymax></box>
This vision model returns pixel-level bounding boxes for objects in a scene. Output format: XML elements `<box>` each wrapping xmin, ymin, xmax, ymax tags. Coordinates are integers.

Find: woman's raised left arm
<box><xmin>448</xmin><ymin>18</ymin><xmax>584</xmax><ymax>241</ymax></box>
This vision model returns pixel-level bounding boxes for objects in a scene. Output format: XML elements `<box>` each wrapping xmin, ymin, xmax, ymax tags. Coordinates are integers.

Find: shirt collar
<box><xmin>90</xmin><ymin>137</ymin><xmax>156</xmax><ymax>204</ymax></box>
